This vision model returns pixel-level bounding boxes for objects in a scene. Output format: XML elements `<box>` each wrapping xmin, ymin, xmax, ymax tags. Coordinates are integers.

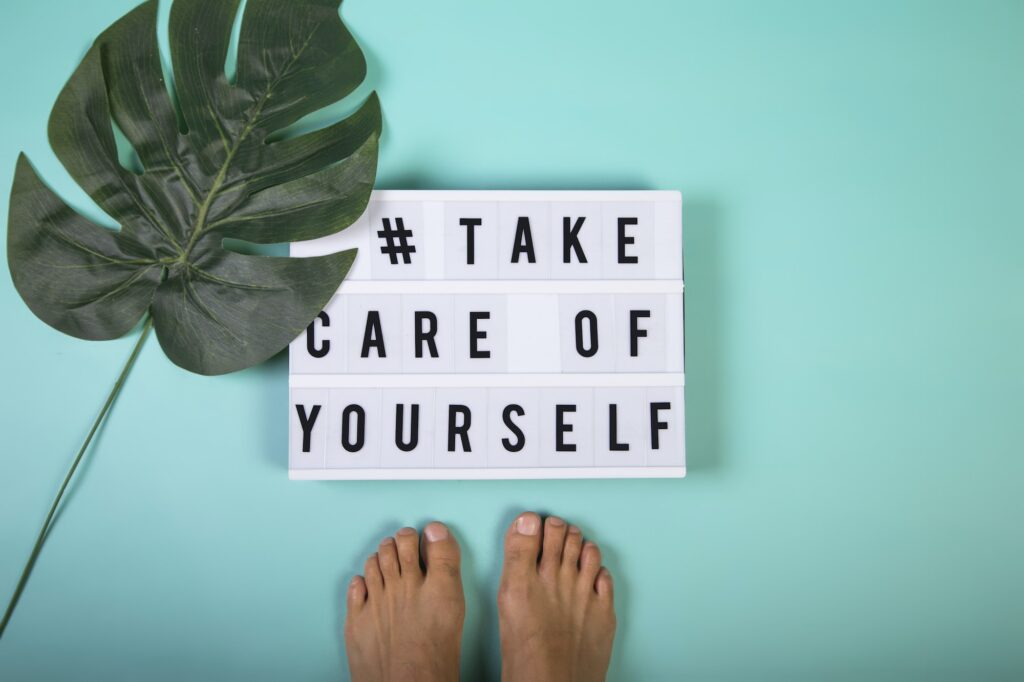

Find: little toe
<box><xmin>378</xmin><ymin>537</ymin><xmax>401</xmax><ymax>582</ymax></box>
<box><xmin>539</xmin><ymin>516</ymin><xmax>568</xmax><ymax>576</ymax></box>
<box><xmin>364</xmin><ymin>553</ymin><xmax>384</xmax><ymax>596</ymax></box>
<box><xmin>562</xmin><ymin>525</ymin><xmax>583</xmax><ymax>570</ymax></box>
<box><xmin>421</xmin><ymin>521</ymin><xmax>462</xmax><ymax>585</ymax></box>
<box><xmin>502</xmin><ymin>512</ymin><xmax>543</xmax><ymax>578</ymax></box>
<box><xmin>579</xmin><ymin>541</ymin><xmax>602</xmax><ymax>586</ymax></box>
<box><xmin>346</xmin><ymin>575</ymin><xmax>367</xmax><ymax>614</ymax></box>
<box><xmin>395</xmin><ymin>527</ymin><xmax>421</xmax><ymax>576</ymax></box>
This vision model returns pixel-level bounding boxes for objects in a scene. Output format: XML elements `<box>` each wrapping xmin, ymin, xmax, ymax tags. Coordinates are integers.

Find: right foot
<box><xmin>497</xmin><ymin>512</ymin><xmax>617</xmax><ymax>682</ymax></box>
<box><xmin>344</xmin><ymin>522</ymin><xmax>465</xmax><ymax>682</ymax></box>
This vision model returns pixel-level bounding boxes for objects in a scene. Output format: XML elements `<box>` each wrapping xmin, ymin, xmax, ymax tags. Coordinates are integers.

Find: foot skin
<box><xmin>498</xmin><ymin>513</ymin><xmax>617</xmax><ymax>682</ymax></box>
<box><xmin>345</xmin><ymin>522</ymin><xmax>465</xmax><ymax>682</ymax></box>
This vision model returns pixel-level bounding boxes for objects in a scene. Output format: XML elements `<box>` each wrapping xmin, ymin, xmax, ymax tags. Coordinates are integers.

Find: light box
<box><xmin>288</xmin><ymin>190</ymin><xmax>685</xmax><ymax>479</ymax></box>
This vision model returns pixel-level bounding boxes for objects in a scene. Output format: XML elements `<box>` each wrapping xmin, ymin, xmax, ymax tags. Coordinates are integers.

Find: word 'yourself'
<box><xmin>296</xmin><ymin>401</ymin><xmax>675</xmax><ymax>454</ymax></box>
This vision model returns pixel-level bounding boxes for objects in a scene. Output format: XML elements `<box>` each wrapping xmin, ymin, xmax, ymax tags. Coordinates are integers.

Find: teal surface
<box><xmin>1</xmin><ymin>0</ymin><xmax>1022</xmax><ymax>679</ymax></box>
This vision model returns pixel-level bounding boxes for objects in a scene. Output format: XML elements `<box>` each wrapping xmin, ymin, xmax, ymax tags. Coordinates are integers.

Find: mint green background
<box><xmin>1</xmin><ymin>0</ymin><xmax>1022</xmax><ymax>680</ymax></box>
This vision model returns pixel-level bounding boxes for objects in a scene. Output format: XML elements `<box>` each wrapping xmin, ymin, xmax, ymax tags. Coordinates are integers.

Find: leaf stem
<box><xmin>0</xmin><ymin>316</ymin><xmax>154</xmax><ymax>640</ymax></box>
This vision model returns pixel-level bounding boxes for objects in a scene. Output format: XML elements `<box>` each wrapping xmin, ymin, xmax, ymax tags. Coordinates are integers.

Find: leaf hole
<box><xmin>221</xmin><ymin>237</ymin><xmax>287</xmax><ymax>258</ymax></box>
<box><xmin>155</xmin><ymin>0</ymin><xmax>188</xmax><ymax>134</ymax></box>
<box><xmin>264</xmin><ymin>85</ymin><xmax>380</xmax><ymax>147</ymax></box>
<box><xmin>224</xmin><ymin>0</ymin><xmax>249</xmax><ymax>86</ymax></box>
<box><xmin>110</xmin><ymin>118</ymin><xmax>144</xmax><ymax>175</ymax></box>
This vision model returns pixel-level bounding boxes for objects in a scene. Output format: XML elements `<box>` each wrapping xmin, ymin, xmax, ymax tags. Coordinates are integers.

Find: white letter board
<box><xmin>288</xmin><ymin>190</ymin><xmax>685</xmax><ymax>479</ymax></box>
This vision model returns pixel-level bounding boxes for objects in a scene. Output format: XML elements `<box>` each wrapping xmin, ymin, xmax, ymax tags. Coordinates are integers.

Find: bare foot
<box><xmin>344</xmin><ymin>522</ymin><xmax>465</xmax><ymax>682</ymax></box>
<box><xmin>498</xmin><ymin>512</ymin><xmax>617</xmax><ymax>682</ymax></box>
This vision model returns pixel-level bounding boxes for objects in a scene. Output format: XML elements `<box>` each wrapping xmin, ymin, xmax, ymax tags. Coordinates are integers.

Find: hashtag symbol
<box><xmin>377</xmin><ymin>217</ymin><xmax>416</xmax><ymax>265</ymax></box>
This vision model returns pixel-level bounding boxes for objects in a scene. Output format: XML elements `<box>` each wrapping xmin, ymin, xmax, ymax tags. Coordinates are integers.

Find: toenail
<box><xmin>516</xmin><ymin>514</ymin><xmax>540</xmax><ymax>535</ymax></box>
<box><xmin>396</xmin><ymin>527</ymin><xmax>417</xmax><ymax>536</ymax></box>
<box><xmin>380</xmin><ymin>537</ymin><xmax>395</xmax><ymax>547</ymax></box>
<box><xmin>424</xmin><ymin>522</ymin><xmax>449</xmax><ymax>542</ymax></box>
<box><xmin>547</xmin><ymin>516</ymin><xmax>565</xmax><ymax>527</ymax></box>
<box><xmin>349</xmin><ymin>576</ymin><xmax>362</xmax><ymax>590</ymax></box>
<box><xmin>568</xmin><ymin>525</ymin><xmax>581</xmax><ymax>535</ymax></box>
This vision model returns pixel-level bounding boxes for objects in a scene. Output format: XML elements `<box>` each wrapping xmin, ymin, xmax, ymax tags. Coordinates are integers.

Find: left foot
<box><xmin>497</xmin><ymin>513</ymin><xmax>617</xmax><ymax>682</ymax></box>
<box><xmin>344</xmin><ymin>522</ymin><xmax>465</xmax><ymax>682</ymax></box>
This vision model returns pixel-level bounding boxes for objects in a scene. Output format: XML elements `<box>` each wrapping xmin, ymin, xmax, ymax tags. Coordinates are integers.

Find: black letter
<box><xmin>470</xmin><ymin>311</ymin><xmax>491</xmax><ymax>359</ymax></box>
<box><xmin>448</xmin><ymin>405</ymin><xmax>472</xmax><ymax>452</ymax></box>
<box><xmin>395</xmin><ymin>404</ymin><xmax>420</xmax><ymax>452</ymax></box>
<box><xmin>306</xmin><ymin>311</ymin><xmax>330</xmax><ymax>358</ymax></box>
<box><xmin>511</xmin><ymin>217</ymin><xmax>537</xmax><ymax>263</ymax></box>
<box><xmin>361</xmin><ymin>311</ymin><xmax>386</xmax><ymax>358</ymax></box>
<box><xmin>502</xmin><ymin>404</ymin><xmax>525</xmax><ymax>452</ymax></box>
<box><xmin>556</xmin><ymin>404</ymin><xmax>577</xmax><ymax>452</ymax></box>
<box><xmin>574</xmin><ymin>310</ymin><xmax>598</xmax><ymax>358</ymax></box>
<box><xmin>630</xmin><ymin>310</ymin><xmax>650</xmax><ymax>357</ymax></box>
<box><xmin>562</xmin><ymin>216</ymin><xmax>587</xmax><ymax>263</ymax></box>
<box><xmin>650</xmin><ymin>402</ymin><xmax>671</xmax><ymax>450</ymax></box>
<box><xmin>609</xmin><ymin>404</ymin><xmax>629</xmax><ymax>451</ymax></box>
<box><xmin>618</xmin><ymin>217</ymin><xmax>639</xmax><ymax>264</ymax></box>
<box><xmin>415</xmin><ymin>311</ymin><xmax>439</xmax><ymax>358</ymax></box>
<box><xmin>460</xmin><ymin>217</ymin><xmax>482</xmax><ymax>264</ymax></box>
<box><xmin>341</xmin><ymin>405</ymin><xmax>366</xmax><ymax>453</ymax></box>
<box><xmin>295</xmin><ymin>404</ymin><xmax>321</xmax><ymax>453</ymax></box>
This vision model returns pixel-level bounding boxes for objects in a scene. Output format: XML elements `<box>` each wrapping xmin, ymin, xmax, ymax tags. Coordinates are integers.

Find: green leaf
<box><xmin>6</xmin><ymin>0</ymin><xmax>380</xmax><ymax>375</ymax></box>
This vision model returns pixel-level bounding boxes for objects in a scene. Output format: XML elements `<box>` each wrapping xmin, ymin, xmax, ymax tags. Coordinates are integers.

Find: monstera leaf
<box><xmin>1</xmin><ymin>0</ymin><xmax>379</xmax><ymax>639</ymax></box>
<box><xmin>8</xmin><ymin>0</ymin><xmax>380</xmax><ymax>375</ymax></box>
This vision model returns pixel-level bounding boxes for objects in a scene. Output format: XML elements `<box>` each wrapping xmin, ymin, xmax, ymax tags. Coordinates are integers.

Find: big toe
<box><xmin>421</xmin><ymin>521</ymin><xmax>462</xmax><ymax>585</ymax></box>
<box><xmin>502</xmin><ymin>511</ymin><xmax>542</xmax><ymax>578</ymax></box>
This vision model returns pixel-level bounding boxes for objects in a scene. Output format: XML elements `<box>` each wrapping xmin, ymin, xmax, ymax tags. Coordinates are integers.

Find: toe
<box><xmin>579</xmin><ymin>541</ymin><xmax>602</xmax><ymax>586</ymax></box>
<box><xmin>595</xmin><ymin>567</ymin><xmax>614</xmax><ymax>600</ymax></box>
<box><xmin>346</xmin><ymin>575</ymin><xmax>367</xmax><ymax>613</ymax></box>
<box><xmin>421</xmin><ymin>521</ymin><xmax>461</xmax><ymax>585</ymax></box>
<box><xmin>539</xmin><ymin>516</ymin><xmax>568</xmax><ymax>576</ymax></box>
<box><xmin>562</xmin><ymin>525</ymin><xmax>583</xmax><ymax>570</ymax></box>
<box><xmin>364</xmin><ymin>553</ymin><xmax>384</xmax><ymax>596</ymax></box>
<box><xmin>378</xmin><ymin>537</ymin><xmax>400</xmax><ymax>582</ymax></box>
<box><xmin>395</xmin><ymin>527</ymin><xmax>421</xmax><ymax>576</ymax></box>
<box><xmin>502</xmin><ymin>512</ymin><xmax>542</xmax><ymax>578</ymax></box>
